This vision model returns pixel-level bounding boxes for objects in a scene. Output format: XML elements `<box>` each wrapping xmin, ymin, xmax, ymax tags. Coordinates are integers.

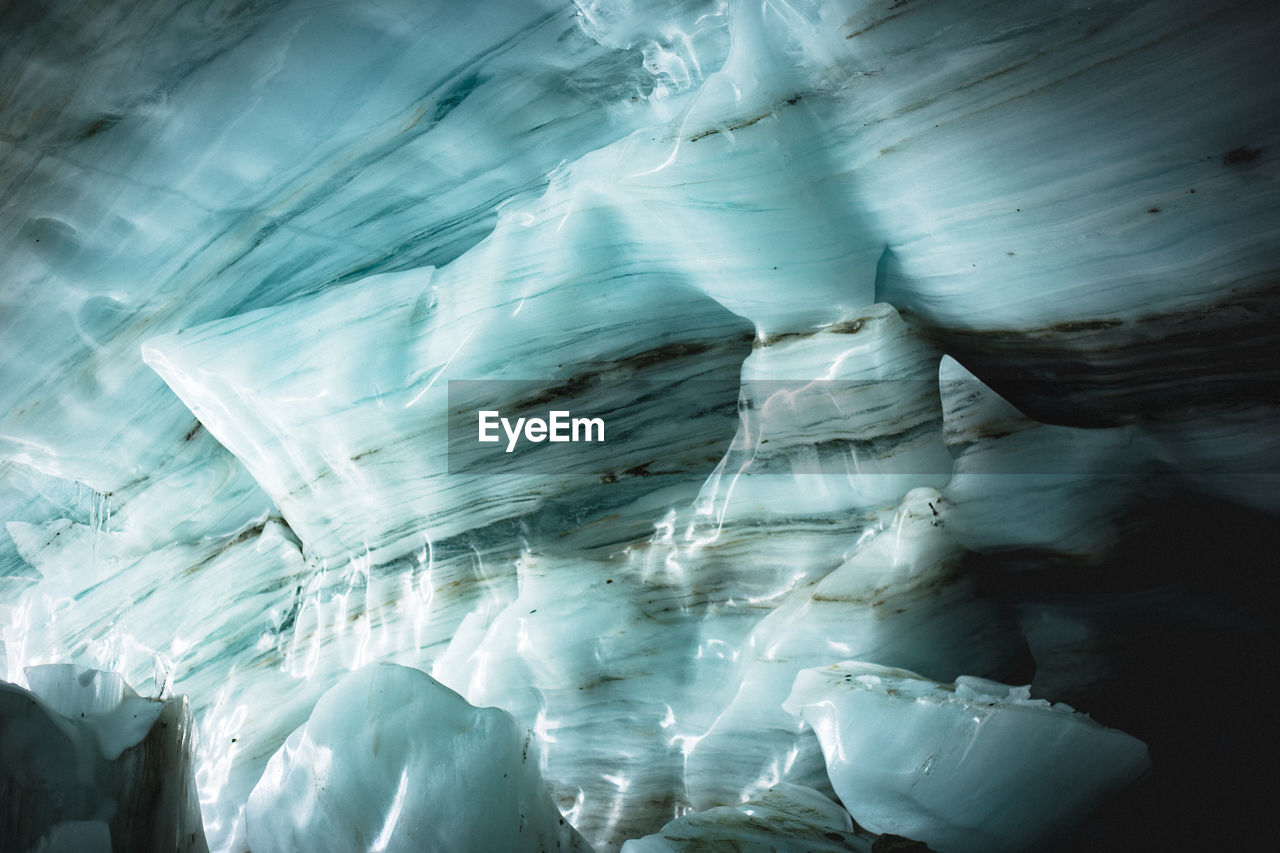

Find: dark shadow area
<box><xmin>967</xmin><ymin>497</ymin><xmax>1280</xmax><ymax>850</ymax></box>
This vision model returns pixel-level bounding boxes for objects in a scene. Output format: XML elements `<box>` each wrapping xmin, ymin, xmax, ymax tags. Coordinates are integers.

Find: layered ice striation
<box><xmin>620</xmin><ymin>784</ymin><xmax>874</xmax><ymax>853</ymax></box>
<box><xmin>2</xmin><ymin>0</ymin><xmax>1279</xmax><ymax>850</ymax></box>
<box><xmin>683</xmin><ymin>486</ymin><xmax>1031</xmax><ymax>810</ymax></box>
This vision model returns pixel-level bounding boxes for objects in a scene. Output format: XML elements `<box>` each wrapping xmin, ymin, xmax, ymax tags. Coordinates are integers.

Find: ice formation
<box><xmin>2</xmin><ymin>0</ymin><xmax>1278</xmax><ymax>850</ymax></box>
<box><xmin>620</xmin><ymin>784</ymin><xmax>874</xmax><ymax>852</ymax></box>
<box><xmin>783</xmin><ymin>662</ymin><xmax>1151</xmax><ymax>852</ymax></box>
<box><xmin>245</xmin><ymin>663</ymin><xmax>587</xmax><ymax>853</ymax></box>
<box><xmin>0</xmin><ymin>665</ymin><xmax>206</xmax><ymax>851</ymax></box>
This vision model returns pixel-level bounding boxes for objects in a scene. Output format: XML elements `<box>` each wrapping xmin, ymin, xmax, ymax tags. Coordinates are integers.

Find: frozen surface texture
<box><xmin>784</xmin><ymin>662</ymin><xmax>1150</xmax><ymax>853</ymax></box>
<box><xmin>245</xmin><ymin>663</ymin><xmax>588</xmax><ymax>853</ymax></box>
<box><xmin>2</xmin><ymin>0</ymin><xmax>1278</xmax><ymax>850</ymax></box>
<box><xmin>620</xmin><ymin>784</ymin><xmax>874</xmax><ymax>852</ymax></box>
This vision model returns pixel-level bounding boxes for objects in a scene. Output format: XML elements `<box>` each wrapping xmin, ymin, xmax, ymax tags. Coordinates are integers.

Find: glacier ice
<box><xmin>0</xmin><ymin>666</ymin><xmax>206</xmax><ymax>852</ymax></box>
<box><xmin>245</xmin><ymin>663</ymin><xmax>587</xmax><ymax>853</ymax></box>
<box><xmin>783</xmin><ymin>662</ymin><xmax>1151</xmax><ymax>853</ymax></box>
<box><xmin>2</xmin><ymin>0</ymin><xmax>1279</xmax><ymax>850</ymax></box>
<box><xmin>620</xmin><ymin>784</ymin><xmax>873</xmax><ymax>852</ymax></box>
<box><xmin>683</xmin><ymin>486</ymin><xmax>1030</xmax><ymax>810</ymax></box>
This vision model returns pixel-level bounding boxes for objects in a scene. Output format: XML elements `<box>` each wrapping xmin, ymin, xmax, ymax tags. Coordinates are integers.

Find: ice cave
<box><xmin>2</xmin><ymin>0</ymin><xmax>1277</xmax><ymax>850</ymax></box>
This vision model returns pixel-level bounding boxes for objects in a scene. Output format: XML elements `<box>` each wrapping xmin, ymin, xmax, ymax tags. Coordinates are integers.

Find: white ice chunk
<box><xmin>246</xmin><ymin>662</ymin><xmax>589</xmax><ymax>853</ymax></box>
<box><xmin>783</xmin><ymin>661</ymin><xmax>1150</xmax><ymax>853</ymax></box>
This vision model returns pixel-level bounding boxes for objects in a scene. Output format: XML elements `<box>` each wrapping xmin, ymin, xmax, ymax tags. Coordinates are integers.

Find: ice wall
<box><xmin>2</xmin><ymin>0</ymin><xmax>1277</xmax><ymax>850</ymax></box>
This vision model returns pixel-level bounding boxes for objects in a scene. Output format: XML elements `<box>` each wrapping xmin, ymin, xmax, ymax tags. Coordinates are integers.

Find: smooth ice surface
<box><xmin>246</xmin><ymin>662</ymin><xmax>588</xmax><ymax>853</ymax></box>
<box><xmin>783</xmin><ymin>662</ymin><xmax>1151</xmax><ymax>853</ymax></box>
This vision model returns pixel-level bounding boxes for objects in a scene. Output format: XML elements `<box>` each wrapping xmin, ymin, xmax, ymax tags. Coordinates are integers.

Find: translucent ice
<box><xmin>246</xmin><ymin>662</ymin><xmax>588</xmax><ymax>853</ymax></box>
<box><xmin>783</xmin><ymin>662</ymin><xmax>1150</xmax><ymax>853</ymax></box>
